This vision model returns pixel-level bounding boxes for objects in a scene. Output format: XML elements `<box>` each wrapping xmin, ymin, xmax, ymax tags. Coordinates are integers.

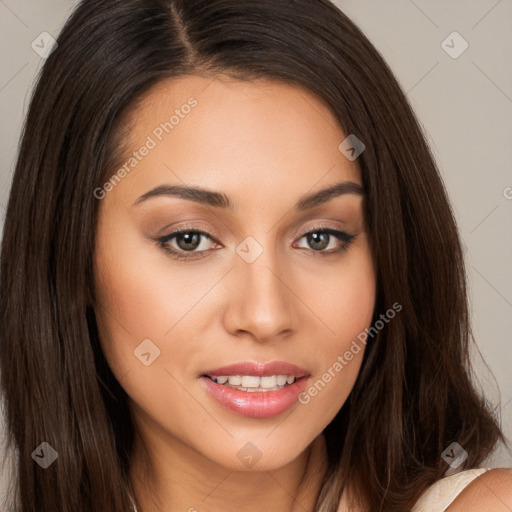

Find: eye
<box><xmin>294</xmin><ymin>227</ymin><xmax>356</xmax><ymax>255</ymax></box>
<box><xmin>156</xmin><ymin>228</ymin><xmax>217</xmax><ymax>260</ymax></box>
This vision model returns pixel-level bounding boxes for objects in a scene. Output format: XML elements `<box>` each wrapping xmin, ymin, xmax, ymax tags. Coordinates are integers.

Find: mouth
<box><xmin>199</xmin><ymin>361</ymin><xmax>311</xmax><ymax>418</ymax></box>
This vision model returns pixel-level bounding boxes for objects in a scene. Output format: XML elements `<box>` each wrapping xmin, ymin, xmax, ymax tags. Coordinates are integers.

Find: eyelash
<box><xmin>156</xmin><ymin>225</ymin><xmax>356</xmax><ymax>261</ymax></box>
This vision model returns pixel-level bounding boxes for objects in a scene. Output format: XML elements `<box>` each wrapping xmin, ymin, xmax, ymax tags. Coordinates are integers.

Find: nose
<box><xmin>222</xmin><ymin>242</ymin><xmax>297</xmax><ymax>343</ymax></box>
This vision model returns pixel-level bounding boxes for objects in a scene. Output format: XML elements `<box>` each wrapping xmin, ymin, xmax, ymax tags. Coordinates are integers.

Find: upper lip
<box><xmin>202</xmin><ymin>361</ymin><xmax>310</xmax><ymax>378</ymax></box>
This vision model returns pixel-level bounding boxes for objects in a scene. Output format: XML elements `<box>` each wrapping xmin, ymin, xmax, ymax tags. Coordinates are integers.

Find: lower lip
<box><xmin>200</xmin><ymin>376</ymin><xmax>309</xmax><ymax>419</ymax></box>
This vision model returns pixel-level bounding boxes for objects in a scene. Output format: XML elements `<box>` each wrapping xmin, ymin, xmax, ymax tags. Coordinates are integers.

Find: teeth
<box><xmin>259</xmin><ymin>375</ymin><xmax>277</xmax><ymax>388</ymax></box>
<box><xmin>240</xmin><ymin>375</ymin><xmax>260</xmax><ymax>388</ymax></box>
<box><xmin>210</xmin><ymin>374</ymin><xmax>297</xmax><ymax>389</ymax></box>
<box><xmin>276</xmin><ymin>375</ymin><xmax>287</xmax><ymax>386</ymax></box>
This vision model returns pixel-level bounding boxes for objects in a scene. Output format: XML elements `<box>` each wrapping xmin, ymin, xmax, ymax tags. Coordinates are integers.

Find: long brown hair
<box><xmin>0</xmin><ymin>0</ymin><xmax>508</xmax><ymax>510</ymax></box>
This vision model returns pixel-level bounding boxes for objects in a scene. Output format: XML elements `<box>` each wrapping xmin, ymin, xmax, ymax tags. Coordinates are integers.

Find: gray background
<box><xmin>1</xmin><ymin>0</ymin><xmax>511</xmax><ymax>503</ymax></box>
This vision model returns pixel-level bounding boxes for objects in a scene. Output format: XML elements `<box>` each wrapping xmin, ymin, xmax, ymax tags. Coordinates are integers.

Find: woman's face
<box><xmin>93</xmin><ymin>74</ymin><xmax>376</xmax><ymax>472</ymax></box>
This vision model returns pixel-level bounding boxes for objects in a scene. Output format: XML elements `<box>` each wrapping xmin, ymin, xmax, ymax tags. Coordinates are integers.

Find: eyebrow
<box><xmin>132</xmin><ymin>180</ymin><xmax>364</xmax><ymax>210</ymax></box>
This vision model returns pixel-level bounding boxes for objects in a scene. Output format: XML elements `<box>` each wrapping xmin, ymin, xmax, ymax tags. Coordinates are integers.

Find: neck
<box><xmin>129</xmin><ymin>432</ymin><xmax>328</xmax><ymax>512</ymax></box>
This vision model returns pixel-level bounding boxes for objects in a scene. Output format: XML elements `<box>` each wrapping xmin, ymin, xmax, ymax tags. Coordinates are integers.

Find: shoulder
<box><xmin>446</xmin><ymin>468</ymin><xmax>512</xmax><ymax>511</ymax></box>
<box><xmin>339</xmin><ymin>468</ymin><xmax>512</xmax><ymax>512</ymax></box>
<box><xmin>411</xmin><ymin>467</ymin><xmax>512</xmax><ymax>512</ymax></box>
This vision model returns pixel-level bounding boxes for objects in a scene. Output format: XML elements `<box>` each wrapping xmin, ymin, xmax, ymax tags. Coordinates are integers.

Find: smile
<box><xmin>200</xmin><ymin>361</ymin><xmax>311</xmax><ymax>418</ymax></box>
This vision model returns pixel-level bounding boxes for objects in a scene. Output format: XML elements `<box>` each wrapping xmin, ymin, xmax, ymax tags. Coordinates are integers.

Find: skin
<box><xmin>93</xmin><ymin>74</ymin><xmax>376</xmax><ymax>512</ymax></box>
<box><xmin>447</xmin><ymin>469</ymin><xmax>512</xmax><ymax>511</ymax></box>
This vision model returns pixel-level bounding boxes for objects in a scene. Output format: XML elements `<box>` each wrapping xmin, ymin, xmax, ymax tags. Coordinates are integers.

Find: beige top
<box><xmin>410</xmin><ymin>467</ymin><xmax>492</xmax><ymax>512</ymax></box>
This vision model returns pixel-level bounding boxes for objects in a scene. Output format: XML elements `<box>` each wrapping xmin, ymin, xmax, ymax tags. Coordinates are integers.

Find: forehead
<box><xmin>109</xmin><ymin>74</ymin><xmax>361</xmax><ymax>207</ymax></box>
<box><xmin>130</xmin><ymin>73</ymin><xmax>339</xmax><ymax>131</ymax></box>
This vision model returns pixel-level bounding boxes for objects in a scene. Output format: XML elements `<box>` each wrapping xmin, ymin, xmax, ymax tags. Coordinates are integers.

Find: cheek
<box><xmin>93</xmin><ymin>216</ymin><xmax>187</xmax><ymax>376</ymax></box>
<box><xmin>93</xmin><ymin>244</ymin><xmax>207</xmax><ymax>427</ymax></box>
<box><xmin>306</xmin><ymin>235</ymin><xmax>376</xmax><ymax>343</ymax></box>
<box><xmin>298</xmin><ymin>240</ymin><xmax>375</xmax><ymax>417</ymax></box>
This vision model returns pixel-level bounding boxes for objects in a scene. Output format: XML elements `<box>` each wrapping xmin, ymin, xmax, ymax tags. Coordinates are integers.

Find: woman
<box><xmin>0</xmin><ymin>0</ymin><xmax>510</xmax><ymax>511</ymax></box>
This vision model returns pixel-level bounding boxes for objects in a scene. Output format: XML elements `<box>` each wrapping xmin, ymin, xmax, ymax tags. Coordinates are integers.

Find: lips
<box><xmin>201</xmin><ymin>360</ymin><xmax>310</xmax><ymax>378</ymax></box>
<box><xmin>200</xmin><ymin>374</ymin><xmax>310</xmax><ymax>418</ymax></box>
<box><xmin>200</xmin><ymin>360</ymin><xmax>312</xmax><ymax>418</ymax></box>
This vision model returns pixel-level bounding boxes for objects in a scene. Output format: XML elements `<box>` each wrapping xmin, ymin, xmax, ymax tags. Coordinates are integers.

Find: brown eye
<box><xmin>157</xmin><ymin>229</ymin><xmax>217</xmax><ymax>259</ymax></box>
<box><xmin>296</xmin><ymin>228</ymin><xmax>356</xmax><ymax>254</ymax></box>
<box><xmin>305</xmin><ymin>232</ymin><xmax>330</xmax><ymax>251</ymax></box>
<box><xmin>174</xmin><ymin>232</ymin><xmax>204</xmax><ymax>251</ymax></box>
